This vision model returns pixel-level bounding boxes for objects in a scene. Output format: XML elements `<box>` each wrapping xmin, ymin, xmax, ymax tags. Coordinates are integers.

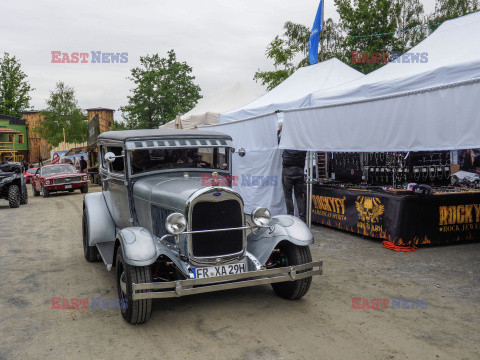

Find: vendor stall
<box><xmin>311</xmin><ymin>184</ymin><xmax>480</xmax><ymax>246</ymax></box>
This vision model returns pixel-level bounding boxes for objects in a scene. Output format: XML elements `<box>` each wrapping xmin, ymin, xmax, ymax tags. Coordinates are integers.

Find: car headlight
<box><xmin>165</xmin><ymin>213</ymin><xmax>186</xmax><ymax>235</ymax></box>
<box><xmin>82</xmin><ymin>175</ymin><xmax>88</xmax><ymax>181</ymax></box>
<box><xmin>45</xmin><ymin>180</ymin><xmax>51</xmax><ymax>185</ymax></box>
<box><xmin>251</xmin><ymin>207</ymin><xmax>271</xmax><ymax>227</ymax></box>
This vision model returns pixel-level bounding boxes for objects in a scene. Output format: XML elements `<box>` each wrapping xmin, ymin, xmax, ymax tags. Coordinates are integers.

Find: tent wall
<box><xmin>280</xmin><ymin>78</ymin><xmax>480</xmax><ymax>152</ymax></box>
<box><xmin>205</xmin><ymin>114</ymin><xmax>286</xmax><ymax>215</ymax></box>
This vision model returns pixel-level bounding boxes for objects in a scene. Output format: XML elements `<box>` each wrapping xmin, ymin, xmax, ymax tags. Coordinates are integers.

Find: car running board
<box><xmin>96</xmin><ymin>242</ymin><xmax>115</xmax><ymax>271</ymax></box>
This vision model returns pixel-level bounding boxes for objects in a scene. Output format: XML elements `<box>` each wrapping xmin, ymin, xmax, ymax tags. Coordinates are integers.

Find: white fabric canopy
<box><xmin>205</xmin><ymin>115</ymin><xmax>286</xmax><ymax>215</ymax></box>
<box><xmin>160</xmin><ymin>83</ymin><xmax>258</xmax><ymax>129</ymax></box>
<box><xmin>219</xmin><ymin>58</ymin><xmax>364</xmax><ymax>123</ymax></box>
<box><xmin>281</xmin><ymin>11</ymin><xmax>480</xmax><ymax>152</ymax></box>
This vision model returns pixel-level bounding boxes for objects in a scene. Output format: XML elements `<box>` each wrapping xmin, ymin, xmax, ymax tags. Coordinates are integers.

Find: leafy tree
<box><xmin>393</xmin><ymin>0</ymin><xmax>427</xmax><ymax>52</ymax></box>
<box><xmin>428</xmin><ymin>0</ymin><xmax>479</xmax><ymax>32</ymax></box>
<box><xmin>35</xmin><ymin>82</ymin><xmax>87</xmax><ymax>147</ymax></box>
<box><xmin>0</xmin><ymin>52</ymin><xmax>33</xmax><ymax>117</ymax></box>
<box><xmin>120</xmin><ymin>50</ymin><xmax>201</xmax><ymax>129</ymax></box>
<box><xmin>253</xmin><ymin>20</ymin><xmax>343</xmax><ymax>90</ymax></box>
<box><xmin>113</xmin><ymin>120</ymin><xmax>129</xmax><ymax>131</ymax></box>
<box><xmin>335</xmin><ymin>0</ymin><xmax>400</xmax><ymax>73</ymax></box>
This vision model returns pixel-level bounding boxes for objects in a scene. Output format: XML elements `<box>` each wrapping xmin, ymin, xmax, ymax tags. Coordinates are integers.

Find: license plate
<box><xmin>193</xmin><ymin>260</ymin><xmax>247</xmax><ymax>279</ymax></box>
<box><xmin>65</xmin><ymin>185</ymin><xmax>72</xmax><ymax>189</ymax></box>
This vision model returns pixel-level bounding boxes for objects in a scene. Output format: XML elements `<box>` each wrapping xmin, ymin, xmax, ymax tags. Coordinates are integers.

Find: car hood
<box><xmin>133</xmin><ymin>175</ymin><xmax>209</xmax><ymax>212</ymax></box>
<box><xmin>43</xmin><ymin>172</ymin><xmax>82</xmax><ymax>180</ymax></box>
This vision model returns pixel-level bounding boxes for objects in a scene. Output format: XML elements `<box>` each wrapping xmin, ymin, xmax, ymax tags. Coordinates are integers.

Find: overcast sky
<box><xmin>1</xmin><ymin>0</ymin><xmax>436</xmax><ymax>120</ymax></box>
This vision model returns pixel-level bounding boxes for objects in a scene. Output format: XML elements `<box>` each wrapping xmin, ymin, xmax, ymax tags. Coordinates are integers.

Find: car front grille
<box><xmin>191</xmin><ymin>199</ymin><xmax>243</xmax><ymax>258</ymax></box>
<box><xmin>53</xmin><ymin>176</ymin><xmax>81</xmax><ymax>184</ymax></box>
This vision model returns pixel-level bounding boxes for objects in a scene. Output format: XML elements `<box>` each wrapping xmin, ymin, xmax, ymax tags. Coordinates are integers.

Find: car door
<box><xmin>33</xmin><ymin>168</ymin><xmax>42</xmax><ymax>191</ymax></box>
<box><xmin>100</xmin><ymin>144</ymin><xmax>131</xmax><ymax>229</ymax></box>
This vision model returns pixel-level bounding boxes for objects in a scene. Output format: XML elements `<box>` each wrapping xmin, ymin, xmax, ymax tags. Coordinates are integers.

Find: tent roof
<box><xmin>280</xmin><ymin>11</ymin><xmax>480</xmax><ymax>152</ymax></box>
<box><xmin>309</xmin><ymin>11</ymin><xmax>480</xmax><ymax>107</ymax></box>
<box><xmin>219</xmin><ymin>58</ymin><xmax>364</xmax><ymax>122</ymax></box>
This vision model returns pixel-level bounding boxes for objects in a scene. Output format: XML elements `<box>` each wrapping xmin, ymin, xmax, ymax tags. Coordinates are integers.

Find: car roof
<box><xmin>98</xmin><ymin>129</ymin><xmax>232</xmax><ymax>142</ymax></box>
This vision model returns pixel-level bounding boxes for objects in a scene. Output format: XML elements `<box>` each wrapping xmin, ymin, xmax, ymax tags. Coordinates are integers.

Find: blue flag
<box><xmin>308</xmin><ymin>0</ymin><xmax>323</xmax><ymax>65</ymax></box>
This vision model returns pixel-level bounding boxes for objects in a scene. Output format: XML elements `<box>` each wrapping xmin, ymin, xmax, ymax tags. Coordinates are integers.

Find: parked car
<box><xmin>24</xmin><ymin>167</ymin><xmax>38</xmax><ymax>183</ymax></box>
<box><xmin>83</xmin><ymin>129</ymin><xmax>322</xmax><ymax>324</ymax></box>
<box><xmin>31</xmin><ymin>164</ymin><xmax>88</xmax><ymax>197</ymax></box>
<box><xmin>0</xmin><ymin>161</ymin><xmax>28</xmax><ymax>208</ymax></box>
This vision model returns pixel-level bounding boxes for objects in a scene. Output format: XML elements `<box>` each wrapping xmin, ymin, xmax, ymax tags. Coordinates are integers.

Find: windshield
<box><xmin>42</xmin><ymin>165</ymin><xmax>76</xmax><ymax>176</ymax></box>
<box><xmin>27</xmin><ymin>168</ymin><xmax>37</xmax><ymax>174</ymax></box>
<box><xmin>130</xmin><ymin>147</ymin><xmax>229</xmax><ymax>175</ymax></box>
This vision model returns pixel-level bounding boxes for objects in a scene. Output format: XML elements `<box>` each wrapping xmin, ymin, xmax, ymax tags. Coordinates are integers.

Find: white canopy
<box><xmin>280</xmin><ymin>11</ymin><xmax>480</xmax><ymax>152</ymax></box>
<box><xmin>160</xmin><ymin>83</ymin><xmax>258</xmax><ymax>129</ymax></box>
<box><xmin>219</xmin><ymin>58</ymin><xmax>364</xmax><ymax>123</ymax></box>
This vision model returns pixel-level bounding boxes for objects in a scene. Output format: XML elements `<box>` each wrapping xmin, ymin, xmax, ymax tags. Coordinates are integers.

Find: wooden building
<box><xmin>22</xmin><ymin>110</ymin><xmax>50</xmax><ymax>162</ymax></box>
<box><xmin>0</xmin><ymin>115</ymin><xmax>29</xmax><ymax>162</ymax></box>
<box><xmin>86</xmin><ymin>107</ymin><xmax>115</xmax><ymax>134</ymax></box>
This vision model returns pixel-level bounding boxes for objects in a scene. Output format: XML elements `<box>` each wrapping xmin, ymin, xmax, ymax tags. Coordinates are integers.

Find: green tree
<box><xmin>335</xmin><ymin>0</ymin><xmax>400</xmax><ymax>73</ymax></box>
<box><xmin>35</xmin><ymin>81</ymin><xmax>87</xmax><ymax>147</ymax></box>
<box><xmin>0</xmin><ymin>52</ymin><xmax>33</xmax><ymax>117</ymax></box>
<box><xmin>393</xmin><ymin>0</ymin><xmax>427</xmax><ymax>52</ymax></box>
<box><xmin>113</xmin><ymin>120</ymin><xmax>129</xmax><ymax>131</ymax></box>
<box><xmin>253</xmin><ymin>20</ymin><xmax>343</xmax><ymax>90</ymax></box>
<box><xmin>120</xmin><ymin>50</ymin><xmax>201</xmax><ymax>129</ymax></box>
<box><xmin>428</xmin><ymin>0</ymin><xmax>479</xmax><ymax>32</ymax></box>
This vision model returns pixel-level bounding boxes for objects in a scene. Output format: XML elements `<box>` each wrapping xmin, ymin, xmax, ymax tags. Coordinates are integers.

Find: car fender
<box><xmin>84</xmin><ymin>192</ymin><xmax>116</xmax><ymax>246</ymax></box>
<box><xmin>246</xmin><ymin>215</ymin><xmax>314</xmax><ymax>266</ymax></box>
<box><xmin>116</xmin><ymin>227</ymin><xmax>158</xmax><ymax>267</ymax></box>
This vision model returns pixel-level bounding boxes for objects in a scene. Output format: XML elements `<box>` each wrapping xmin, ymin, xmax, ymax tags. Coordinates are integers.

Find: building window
<box><xmin>8</xmin><ymin>134</ymin><xmax>14</xmax><ymax>143</ymax></box>
<box><xmin>18</xmin><ymin>134</ymin><xmax>24</xmax><ymax>144</ymax></box>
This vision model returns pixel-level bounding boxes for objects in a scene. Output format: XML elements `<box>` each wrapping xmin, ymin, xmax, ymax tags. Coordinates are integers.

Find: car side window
<box><xmin>107</xmin><ymin>146</ymin><xmax>125</xmax><ymax>174</ymax></box>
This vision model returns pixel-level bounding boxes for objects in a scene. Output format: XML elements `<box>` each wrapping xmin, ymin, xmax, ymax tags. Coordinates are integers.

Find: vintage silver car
<box><xmin>82</xmin><ymin>129</ymin><xmax>322</xmax><ymax>324</ymax></box>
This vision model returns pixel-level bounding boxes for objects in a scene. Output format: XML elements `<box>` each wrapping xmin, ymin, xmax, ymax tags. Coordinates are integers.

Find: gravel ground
<box><xmin>0</xmin><ymin>185</ymin><xmax>479</xmax><ymax>360</ymax></box>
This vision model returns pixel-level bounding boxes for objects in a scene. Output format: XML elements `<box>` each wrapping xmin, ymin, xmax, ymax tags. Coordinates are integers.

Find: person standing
<box><xmin>38</xmin><ymin>155</ymin><xmax>43</xmax><ymax>167</ymax></box>
<box><xmin>282</xmin><ymin>149</ymin><xmax>307</xmax><ymax>222</ymax></box>
<box><xmin>22</xmin><ymin>159</ymin><xmax>29</xmax><ymax>172</ymax></box>
<box><xmin>79</xmin><ymin>156</ymin><xmax>88</xmax><ymax>173</ymax></box>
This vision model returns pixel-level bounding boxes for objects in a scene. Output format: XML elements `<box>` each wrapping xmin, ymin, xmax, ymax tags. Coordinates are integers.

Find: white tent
<box><xmin>219</xmin><ymin>58</ymin><xmax>364</xmax><ymax>123</ymax></box>
<box><xmin>280</xmin><ymin>11</ymin><xmax>480</xmax><ymax>152</ymax></box>
<box><xmin>160</xmin><ymin>83</ymin><xmax>258</xmax><ymax>129</ymax></box>
<box><xmin>207</xmin><ymin>59</ymin><xmax>364</xmax><ymax>215</ymax></box>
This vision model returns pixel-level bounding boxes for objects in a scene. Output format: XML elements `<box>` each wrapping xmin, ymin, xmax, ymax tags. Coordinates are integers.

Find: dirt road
<box><xmin>0</xmin><ymin>186</ymin><xmax>479</xmax><ymax>360</ymax></box>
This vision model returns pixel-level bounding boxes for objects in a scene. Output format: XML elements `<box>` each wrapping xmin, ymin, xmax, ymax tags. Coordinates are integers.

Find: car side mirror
<box><xmin>105</xmin><ymin>152</ymin><xmax>122</xmax><ymax>164</ymax></box>
<box><xmin>237</xmin><ymin>148</ymin><xmax>246</xmax><ymax>157</ymax></box>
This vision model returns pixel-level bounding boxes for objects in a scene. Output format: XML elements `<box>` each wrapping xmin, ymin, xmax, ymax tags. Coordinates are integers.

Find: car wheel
<box><xmin>8</xmin><ymin>185</ymin><xmax>21</xmax><ymax>208</ymax></box>
<box><xmin>270</xmin><ymin>242</ymin><xmax>312</xmax><ymax>300</ymax></box>
<box><xmin>81</xmin><ymin>185</ymin><xmax>88</xmax><ymax>194</ymax></box>
<box><xmin>116</xmin><ymin>247</ymin><xmax>152</xmax><ymax>324</ymax></box>
<box><xmin>32</xmin><ymin>184</ymin><xmax>40</xmax><ymax>197</ymax></box>
<box><xmin>20</xmin><ymin>190</ymin><xmax>28</xmax><ymax>205</ymax></box>
<box><xmin>82</xmin><ymin>209</ymin><xmax>100</xmax><ymax>262</ymax></box>
<box><xmin>41</xmin><ymin>185</ymin><xmax>50</xmax><ymax>198</ymax></box>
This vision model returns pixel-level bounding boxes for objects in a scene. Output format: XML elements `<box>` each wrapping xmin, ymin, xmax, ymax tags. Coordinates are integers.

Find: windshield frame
<box><xmin>127</xmin><ymin>146</ymin><xmax>232</xmax><ymax>178</ymax></box>
<box><xmin>41</xmin><ymin>164</ymin><xmax>76</xmax><ymax>176</ymax></box>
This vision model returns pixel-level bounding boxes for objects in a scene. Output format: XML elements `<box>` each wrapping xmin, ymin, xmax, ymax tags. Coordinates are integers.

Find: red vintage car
<box><xmin>24</xmin><ymin>167</ymin><xmax>38</xmax><ymax>183</ymax></box>
<box><xmin>31</xmin><ymin>164</ymin><xmax>88</xmax><ymax>197</ymax></box>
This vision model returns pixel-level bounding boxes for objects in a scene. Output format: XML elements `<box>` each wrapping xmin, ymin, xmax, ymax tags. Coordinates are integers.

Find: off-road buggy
<box><xmin>0</xmin><ymin>161</ymin><xmax>28</xmax><ymax>208</ymax></box>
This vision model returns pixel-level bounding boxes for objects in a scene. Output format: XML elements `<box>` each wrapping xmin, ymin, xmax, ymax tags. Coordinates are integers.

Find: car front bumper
<box><xmin>45</xmin><ymin>181</ymin><xmax>87</xmax><ymax>191</ymax></box>
<box><xmin>131</xmin><ymin>261</ymin><xmax>322</xmax><ymax>300</ymax></box>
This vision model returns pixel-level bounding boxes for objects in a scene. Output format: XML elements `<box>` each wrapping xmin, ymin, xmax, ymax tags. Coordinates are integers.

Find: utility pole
<box><xmin>320</xmin><ymin>0</ymin><xmax>325</xmax><ymax>62</ymax></box>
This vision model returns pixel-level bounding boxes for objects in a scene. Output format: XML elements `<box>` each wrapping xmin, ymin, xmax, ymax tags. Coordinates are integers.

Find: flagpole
<box><xmin>320</xmin><ymin>0</ymin><xmax>325</xmax><ymax>62</ymax></box>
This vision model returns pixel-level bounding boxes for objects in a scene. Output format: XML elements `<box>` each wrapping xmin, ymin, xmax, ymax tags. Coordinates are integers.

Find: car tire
<box><xmin>20</xmin><ymin>190</ymin><xmax>28</xmax><ymax>205</ymax></box>
<box><xmin>81</xmin><ymin>185</ymin><xmax>88</xmax><ymax>194</ymax></box>
<box><xmin>271</xmin><ymin>243</ymin><xmax>313</xmax><ymax>300</ymax></box>
<box><xmin>8</xmin><ymin>185</ymin><xmax>21</xmax><ymax>208</ymax></box>
<box><xmin>116</xmin><ymin>247</ymin><xmax>153</xmax><ymax>324</ymax></box>
<box><xmin>32</xmin><ymin>185</ymin><xmax>40</xmax><ymax>197</ymax></box>
<box><xmin>41</xmin><ymin>185</ymin><xmax>50</xmax><ymax>198</ymax></box>
<box><xmin>82</xmin><ymin>210</ymin><xmax>100</xmax><ymax>262</ymax></box>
